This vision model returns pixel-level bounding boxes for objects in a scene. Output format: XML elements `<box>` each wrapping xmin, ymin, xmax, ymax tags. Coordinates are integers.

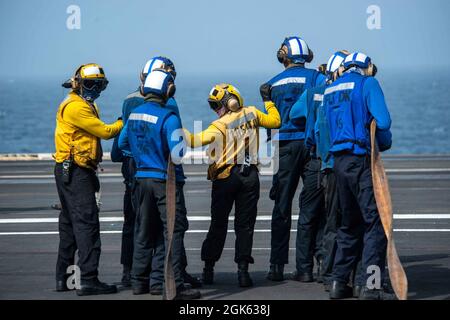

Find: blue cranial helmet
<box><xmin>343</xmin><ymin>52</ymin><xmax>372</xmax><ymax>70</ymax></box>
<box><xmin>326</xmin><ymin>51</ymin><xmax>350</xmax><ymax>74</ymax></box>
<box><xmin>141</xmin><ymin>56</ymin><xmax>176</xmax><ymax>83</ymax></box>
<box><xmin>140</xmin><ymin>69</ymin><xmax>176</xmax><ymax>100</ymax></box>
<box><xmin>278</xmin><ymin>36</ymin><xmax>312</xmax><ymax>64</ymax></box>
<box><xmin>326</xmin><ymin>50</ymin><xmax>351</xmax><ymax>82</ymax></box>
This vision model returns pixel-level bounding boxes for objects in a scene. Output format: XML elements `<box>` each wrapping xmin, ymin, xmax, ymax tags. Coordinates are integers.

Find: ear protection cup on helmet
<box><xmin>337</xmin><ymin>65</ymin><xmax>345</xmax><ymax>78</ymax></box>
<box><xmin>372</xmin><ymin>64</ymin><xmax>378</xmax><ymax>76</ymax></box>
<box><xmin>139</xmin><ymin>83</ymin><xmax>145</xmax><ymax>96</ymax></box>
<box><xmin>277</xmin><ymin>48</ymin><xmax>286</xmax><ymax>63</ymax></box>
<box><xmin>278</xmin><ymin>44</ymin><xmax>312</xmax><ymax>64</ymax></box>
<box><xmin>166</xmin><ymin>82</ymin><xmax>176</xmax><ymax>99</ymax></box>
<box><xmin>71</xmin><ymin>65</ymin><xmax>84</xmax><ymax>90</ymax></box>
<box><xmin>227</xmin><ymin>97</ymin><xmax>240</xmax><ymax>112</ymax></box>
<box><xmin>317</xmin><ymin>64</ymin><xmax>327</xmax><ymax>76</ymax></box>
<box><xmin>305</xmin><ymin>49</ymin><xmax>314</xmax><ymax>63</ymax></box>
<box><xmin>366</xmin><ymin>63</ymin><xmax>377</xmax><ymax>77</ymax></box>
<box><xmin>71</xmin><ymin>78</ymin><xmax>78</xmax><ymax>90</ymax></box>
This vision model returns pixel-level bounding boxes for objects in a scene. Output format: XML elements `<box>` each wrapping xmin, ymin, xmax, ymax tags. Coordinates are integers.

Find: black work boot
<box><xmin>237</xmin><ymin>262</ymin><xmax>253</xmax><ymax>287</ymax></box>
<box><xmin>119</xmin><ymin>265</ymin><xmax>132</xmax><ymax>288</ymax></box>
<box><xmin>76</xmin><ymin>278</ymin><xmax>117</xmax><ymax>296</ymax></box>
<box><xmin>359</xmin><ymin>287</ymin><xmax>397</xmax><ymax>300</ymax></box>
<box><xmin>182</xmin><ymin>270</ymin><xmax>203</xmax><ymax>288</ymax></box>
<box><xmin>175</xmin><ymin>286</ymin><xmax>201</xmax><ymax>300</ymax></box>
<box><xmin>353</xmin><ymin>285</ymin><xmax>363</xmax><ymax>298</ymax></box>
<box><xmin>329</xmin><ymin>281</ymin><xmax>353</xmax><ymax>299</ymax></box>
<box><xmin>56</xmin><ymin>275</ymin><xmax>72</xmax><ymax>292</ymax></box>
<box><xmin>150</xmin><ymin>285</ymin><xmax>163</xmax><ymax>296</ymax></box>
<box><xmin>202</xmin><ymin>261</ymin><xmax>215</xmax><ymax>285</ymax></box>
<box><xmin>267</xmin><ymin>264</ymin><xmax>284</xmax><ymax>281</ymax></box>
<box><xmin>289</xmin><ymin>270</ymin><xmax>314</xmax><ymax>282</ymax></box>
<box><xmin>316</xmin><ymin>259</ymin><xmax>324</xmax><ymax>283</ymax></box>
<box><xmin>132</xmin><ymin>278</ymin><xmax>150</xmax><ymax>295</ymax></box>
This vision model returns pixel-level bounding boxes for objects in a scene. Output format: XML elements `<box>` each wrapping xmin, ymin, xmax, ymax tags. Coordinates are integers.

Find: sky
<box><xmin>0</xmin><ymin>0</ymin><xmax>449</xmax><ymax>78</ymax></box>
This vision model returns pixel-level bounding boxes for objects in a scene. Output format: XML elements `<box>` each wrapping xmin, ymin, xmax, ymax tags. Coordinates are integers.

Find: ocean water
<box><xmin>0</xmin><ymin>69</ymin><xmax>449</xmax><ymax>154</ymax></box>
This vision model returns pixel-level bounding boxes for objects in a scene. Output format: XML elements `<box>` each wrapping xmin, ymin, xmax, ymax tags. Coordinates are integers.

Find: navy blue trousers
<box><xmin>120</xmin><ymin>157</ymin><xmax>137</xmax><ymax>268</ymax></box>
<box><xmin>132</xmin><ymin>179</ymin><xmax>188</xmax><ymax>290</ymax></box>
<box><xmin>332</xmin><ymin>154</ymin><xmax>387</xmax><ymax>286</ymax></box>
<box><xmin>270</xmin><ymin>140</ymin><xmax>325</xmax><ymax>268</ymax></box>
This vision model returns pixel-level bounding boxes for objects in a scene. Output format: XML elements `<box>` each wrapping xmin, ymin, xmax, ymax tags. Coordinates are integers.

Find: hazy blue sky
<box><xmin>1</xmin><ymin>0</ymin><xmax>449</xmax><ymax>78</ymax></box>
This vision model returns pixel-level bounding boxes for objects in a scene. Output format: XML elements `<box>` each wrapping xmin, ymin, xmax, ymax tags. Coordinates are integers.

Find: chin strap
<box><xmin>370</xmin><ymin>120</ymin><xmax>408</xmax><ymax>300</ymax></box>
<box><xmin>163</xmin><ymin>155</ymin><xmax>177</xmax><ymax>300</ymax></box>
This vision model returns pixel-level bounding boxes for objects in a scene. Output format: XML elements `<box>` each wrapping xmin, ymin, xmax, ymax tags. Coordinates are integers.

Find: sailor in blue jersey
<box><xmin>262</xmin><ymin>36</ymin><xmax>326</xmax><ymax>281</ymax></box>
<box><xmin>111</xmin><ymin>56</ymin><xmax>172</xmax><ymax>287</ymax></box>
<box><xmin>111</xmin><ymin>57</ymin><xmax>201</xmax><ymax>290</ymax></box>
<box><xmin>291</xmin><ymin>50</ymin><xmax>353</xmax><ymax>290</ymax></box>
<box><xmin>323</xmin><ymin>53</ymin><xmax>394</xmax><ymax>300</ymax></box>
<box><xmin>287</xmin><ymin>63</ymin><xmax>329</xmax><ymax>283</ymax></box>
<box><xmin>118</xmin><ymin>69</ymin><xmax>200</xmax><ymax>300</ymax></box>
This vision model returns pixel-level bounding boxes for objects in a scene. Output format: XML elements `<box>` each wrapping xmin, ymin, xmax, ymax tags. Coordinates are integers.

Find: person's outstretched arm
<box><xmin>118</xmin><ymin>122</ymin><xmax>129</xmax><ymax>151</ymax></box>
<box><xmin>255</xmin><ymin>101</ymin><xmax>281</xmax><ymax>129</ymax></box>
<box><xmin>64</xmin><ymin>102</ymin><xmax>123</xmax><ymax>140</ymax></box>
<box><xmin>183</xmin><ymin>125</ymin><xmax>223</xmax><ymax>148</ymax></box>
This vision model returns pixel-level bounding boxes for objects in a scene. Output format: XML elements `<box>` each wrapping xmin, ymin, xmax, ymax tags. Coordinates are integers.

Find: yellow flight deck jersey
<box><xmin>54</xmin><ymin>92</ymin><xmax>123</xmax><ymax>170</ymax></box>
<box><xmin>185</xmin><ymin>101</ymin><xmax>281</xmax><ymax>181</ymax></box>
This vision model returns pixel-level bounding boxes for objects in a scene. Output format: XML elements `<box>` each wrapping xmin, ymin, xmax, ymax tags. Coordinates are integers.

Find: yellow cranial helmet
<box><xmin>61</xmin><ymin>63</ymin><xmax>109</xmax><ymax>102</ymax></box>
<box><xmin>208</xmin><ymin>83</ymin><xmax>244</xmax><ymax>112</ymax></box>
<box><xmin>78</xmin><ymin>63</ymin><xmax>107</xmax><ymax>79</ymax></box>
<box><xmin>72</xmin><ymin>63</ymin><xmax>108</xmax><ymax>91</ymax></box>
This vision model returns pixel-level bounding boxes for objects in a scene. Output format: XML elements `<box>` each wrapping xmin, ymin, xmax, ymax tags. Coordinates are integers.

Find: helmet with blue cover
<box><xmin>140</xmin><ymin>56</ymin><xmax>176</xmax><ymax>83</ymax></box>
<box><xmin>277</xmin><ymin>36</ymin><xmax>314</xmax><ymax>64</ymax></box>
<box><xmin>326</xmin><ymin>50</ymin><xmax>350</xmax><ymax>82</ymax></box>
<box><xmin>140</xmin><ymin>68</ymin><xmax>176</xmax><ymax>102</ymax></box>
<box><xmin>341</xmin><ymin>52</ymin><xmax>377</xmax><ymax>77</ymax></box>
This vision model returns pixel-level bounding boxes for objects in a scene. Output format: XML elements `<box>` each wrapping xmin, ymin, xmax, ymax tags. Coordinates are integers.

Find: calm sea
<box><xmin>0</xmin><ymin>69</ymin><xmax>449</xmax><ymax>154</ymax></box>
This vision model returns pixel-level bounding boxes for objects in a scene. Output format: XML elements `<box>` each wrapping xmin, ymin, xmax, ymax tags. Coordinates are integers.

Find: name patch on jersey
<box><xmin>313</xmin><ymin>94</ymin><xmax>323</xmax><ymax>102</ymax></box>
<box><xmin>324</xmin><ymin>82</ymin><xmax>355</xmax><ymax>95</ymax></box>
<box><xmin>272</xmin><ymin>77</ymin><xmax>306</xmax><ymax>87</ymax></box>
<box><xmin>324</xmin><ymin>82</ymin><xmax>354</xmax><ymax>105</ymax></box>
<box><xmin>129</xmin><ymin>113</ymin><xmax>159</xmax><ymax>124</ymax></box>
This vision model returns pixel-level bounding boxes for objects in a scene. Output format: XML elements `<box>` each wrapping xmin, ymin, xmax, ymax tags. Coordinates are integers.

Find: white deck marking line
<box><xmin>1</xmin><ymin>229</ymin><xmax>450</xmax><ymax>236</ymax></box>
<box><xmin>1</xmin><ymin>214</ymin><xmax>449</xmax><ymax>224</ymax></box>
<box><xmin>1</xmin><ymin>168</ymin><xmax>450</xmax><ymax>179</ymax></box>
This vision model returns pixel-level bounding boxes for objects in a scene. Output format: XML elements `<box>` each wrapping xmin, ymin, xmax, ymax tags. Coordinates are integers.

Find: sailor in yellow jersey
<box><xmin>183</xmin><ymin>83</ymin><xmax>281</xmax><ymax>287</ymax></box>
<box><xmin>54</xmin><ymin>63</ymin><xmax>123</xmax><ymax>296</ymax></box>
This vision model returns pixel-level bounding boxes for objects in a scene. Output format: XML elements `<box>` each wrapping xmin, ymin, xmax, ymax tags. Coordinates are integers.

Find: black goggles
<box><xmin>82</xmin><ymin>78</ymin><xmax>109</xmax><ymax>91</ymax></box>
<box><xmin>208</xmin><ymin>100</ymin><xmax>222</xmax><ymax>111</ymax></box>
